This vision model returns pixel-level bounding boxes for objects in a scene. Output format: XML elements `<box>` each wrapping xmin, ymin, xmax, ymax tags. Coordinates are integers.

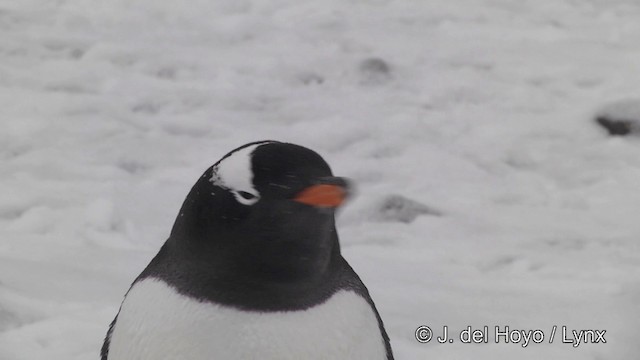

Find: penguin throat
<box><xmin>241</xmin><ymin>234</ymin><xmax>337</xmax><ymax>284</ymax></box>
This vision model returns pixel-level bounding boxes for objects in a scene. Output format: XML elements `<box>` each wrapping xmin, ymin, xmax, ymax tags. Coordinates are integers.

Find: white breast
<box><xmin>107</xmin><ymin>278</ymin><xmax>387</xmax><ymax>360</ymax></box>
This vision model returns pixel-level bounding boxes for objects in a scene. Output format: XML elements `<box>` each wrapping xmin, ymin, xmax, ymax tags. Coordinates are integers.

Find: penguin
<box><xmin>101</xmin><ymin>140</ymin><xmax>394</xmax><ymax>360</ymax></box>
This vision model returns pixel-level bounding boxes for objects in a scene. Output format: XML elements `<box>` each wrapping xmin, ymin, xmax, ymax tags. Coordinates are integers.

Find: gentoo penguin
<box><xmin>101</xmin><ymin>140</ymin><xmax>394</xmax><ymax>360</ymax></box>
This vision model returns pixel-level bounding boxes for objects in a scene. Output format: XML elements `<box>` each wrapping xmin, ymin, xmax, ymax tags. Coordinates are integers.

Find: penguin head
<box><xmin>170</xmin><ymin>141</ymin><xmax>351</xmax><ymax>282</ymax></box>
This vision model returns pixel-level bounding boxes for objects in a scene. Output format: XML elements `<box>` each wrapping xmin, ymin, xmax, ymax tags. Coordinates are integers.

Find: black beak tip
<box><xmin>317</xmin><ymin>176</ymin><xmax>354</xmax><ymax>199</ymax></box>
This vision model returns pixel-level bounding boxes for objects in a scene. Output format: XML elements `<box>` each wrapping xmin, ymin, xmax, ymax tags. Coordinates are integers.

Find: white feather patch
<box><xmin>210</xmin><ymin>143</ymin><xmax>267</xmax><ymax>205</ymax></box>
<box><xmin>107</xmin><ymin>278</ymin><xmax>388</xmax><ymax>360</ymax></box>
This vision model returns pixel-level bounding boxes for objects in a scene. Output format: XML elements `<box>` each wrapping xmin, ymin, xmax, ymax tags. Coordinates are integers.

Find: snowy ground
<box><xmin>1</xmin><ymin>0</ymin><xmax>640</xmax><ymax>359</ymax></box>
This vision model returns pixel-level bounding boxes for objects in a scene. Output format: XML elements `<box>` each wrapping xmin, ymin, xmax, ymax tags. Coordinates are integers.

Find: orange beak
<box><xmin>293</xmin><ymin>184</ymin><xmax>347</xmax><ymax>208</ymax></box>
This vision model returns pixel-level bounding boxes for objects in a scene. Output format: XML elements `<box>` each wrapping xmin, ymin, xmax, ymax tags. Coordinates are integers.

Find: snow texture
<box><xmin>598</xmin><ymin>99</ymin><xmax>640</xmax><ymax>121</ymax></box>
<box><xmin>1</xmin><ymin>0</ymin><xmax>640</xmax><ymax>359</ymax></box>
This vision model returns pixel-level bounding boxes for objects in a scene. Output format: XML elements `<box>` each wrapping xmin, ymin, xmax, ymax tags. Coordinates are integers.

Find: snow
<box><xmin>598</xmin><ymin>98</ymin><xmax>640</xmax><ymax>121</ymax></box>
<box><xmin>1</xmin><ymin>0</ymin><xmax>639</xmax><ymax>359</ymax></box>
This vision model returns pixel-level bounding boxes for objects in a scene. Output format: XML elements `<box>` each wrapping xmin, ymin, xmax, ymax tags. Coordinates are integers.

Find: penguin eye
<box><xmin>231</xmin><ymin>190</ymin><xmax>260</xmax><ymax>205</ymax></box>
<box><xmin>237</xmin><ymin>191</ymin><xmax>256</xmax><ymax>200</ymax></box>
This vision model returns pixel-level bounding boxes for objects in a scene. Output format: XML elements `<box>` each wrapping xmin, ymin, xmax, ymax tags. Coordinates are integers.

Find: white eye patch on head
<box><xmin>209</xmin><ymin>143</ymin><xmax>266</xmax><ymax>205</ymax></box>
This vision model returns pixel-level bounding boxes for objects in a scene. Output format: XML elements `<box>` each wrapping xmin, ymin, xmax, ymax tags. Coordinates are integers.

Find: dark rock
<box><xmin>297</xmin><ymin>72</ymin><xmax>324</xmax><ymax>85</ymax></box>
<box><xmin>596</xmin><ymin>117</ymin><xmax>635</xmax><ymax>136</ymax></box>
<box><xmin>358</xmin><ymin>57</ymin><xmax>392</xmax><ymax>85</ymax></box>
<box><xmin>117</xmin><ymin>159</ymin><xmax>149</xmax><ymax>174</ymax></box>
<box><xmin>373</xmin><ymin>194</ymin><xmax>441</xmax><ymax>223</ymax></box>
<box><xmin>595</xmin><ymin>99</ymin><xmax>640</xmax><ymax>136</ymax></box>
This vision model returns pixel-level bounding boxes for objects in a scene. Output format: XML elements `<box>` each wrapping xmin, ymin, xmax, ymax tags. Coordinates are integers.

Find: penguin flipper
<box><xmin>100</xmin><ymin>315</ymin><xmax>117</xmax><ymax>360</ymax></box>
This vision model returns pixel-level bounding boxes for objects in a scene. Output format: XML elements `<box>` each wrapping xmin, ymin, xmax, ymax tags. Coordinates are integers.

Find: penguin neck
<box><xmin>170</xmin><ymin>225</ymin><xmax>340</xmax><ymax>281</ymax></box>
<box><xmin>150</xmin><ymin>230</ymin><xmax>344</xmax><ymax>311</ymax></box>
<box><xmin>166</xmin><ymin>214</ymin><xmax>340</xmax><ymax>278</ymax></box>
<box><xmin>238</xmin><ymin>227</ymin><xmax>341</xmax><ymax>284</ymax></box>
